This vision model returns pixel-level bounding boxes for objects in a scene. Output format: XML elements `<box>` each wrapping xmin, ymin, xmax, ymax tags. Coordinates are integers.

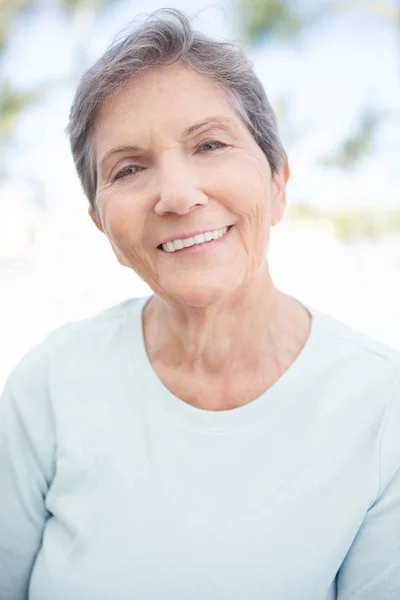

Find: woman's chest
<box><xmin>32</xmin><ymin>401</ymin><xmax>376</xmax><ymax>600</ymax></box>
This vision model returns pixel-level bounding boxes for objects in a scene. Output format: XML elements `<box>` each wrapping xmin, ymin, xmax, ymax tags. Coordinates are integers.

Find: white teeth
<box><xmin>166</xmin><ymin>241</ymin><xmax>175</xmax><ymax>252</ymax></box>
<box><xmin>162</xmin><ymin>226</ymin><xmax>229</xmax><ymax>253</ymax></box>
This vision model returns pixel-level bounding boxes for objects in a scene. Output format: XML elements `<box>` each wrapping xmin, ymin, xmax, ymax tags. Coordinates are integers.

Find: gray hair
<box><xmin>67</xmin><ymin>8</ymin><xmax>286</xmax><ymax>212</ymax></box>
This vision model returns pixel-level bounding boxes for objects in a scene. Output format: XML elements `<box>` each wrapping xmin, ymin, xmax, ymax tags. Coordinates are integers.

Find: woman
<box><xmin>0</xmin><ymin>8</ymin><xmax>399</xmax><ymax>600</ymax></box>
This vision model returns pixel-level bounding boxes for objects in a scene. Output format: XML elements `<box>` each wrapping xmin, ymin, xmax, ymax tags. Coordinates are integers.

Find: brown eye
<box><xmin>114</xmin><ymin>165</ymin><xmax>143</xmax><ymax>181</ymax></box>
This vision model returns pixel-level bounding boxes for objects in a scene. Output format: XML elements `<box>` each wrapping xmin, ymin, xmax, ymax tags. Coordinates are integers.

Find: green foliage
<box><xmin>287</xmin><ymin>202</ymin><xmax>400</xmax><ymax>241</ymax></box>
<box><xmin>0</xmin><ymin>0</ymin><xmax>111</xmax><ymax>54</ymax></box>
<box><xmin>59</xmin><ymin>0</ymin><xmax>89</xmax><ymax>10</ymax></box>
<box><xmin>58</xmin><ymin>0</ymin><xmax>110</xmax><ymax>15</ymax></box>
<box><xmin>287</xmin><ymin>202</ymin><xmax>319</xmax><ymax>221</ymax></box>
<box><xmin>0</xmin><ymin>0</ymin><xmax>112</xmax><ymax>181</ymax></box>
<box><xmin>0</xmin><ymin>80</ymin><xmax>42</xmax><ymax>140</ymax></box>
<box><xmin>236</xmin><ymin>0</ymin><xmax>301</xmax><ymax>42</ymax></box>
<box><xmin>321</xmin><ymin>108</ymin><xmax>383</xmax><ymax>169</ymax></box>
<box><xmin>0</xmin><ymin>0</ymin><xmax>35</xmax><ymax>53</ymax></box>
<box><xmin>333</xmin><ymin>0</ymin><xmax>400</xmax><ymax>24</ymax></box>
<box><xmin>239</xmin><ymin>0</ymin><xmax>400</xmax><ymax>44</ymax></box>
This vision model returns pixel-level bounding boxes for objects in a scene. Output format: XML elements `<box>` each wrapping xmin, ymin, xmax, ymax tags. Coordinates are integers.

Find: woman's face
<box><xmin>92</xmin><ymin>63</ymin><xmax>288</xmax><ymax>307</ymax></box>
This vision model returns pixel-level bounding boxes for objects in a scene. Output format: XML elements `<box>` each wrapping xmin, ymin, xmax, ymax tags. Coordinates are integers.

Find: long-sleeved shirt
<box><xmin>0</xmin><ymin>294</ymin><xmax>400</xmax><ymax>600</ymax></box>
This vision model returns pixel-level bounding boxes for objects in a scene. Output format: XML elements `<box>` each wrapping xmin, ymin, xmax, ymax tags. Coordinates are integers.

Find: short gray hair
<box><xmin>67</xmin><ymin>8</ymin><xmax>286</xmax><ymax>212</ymax></box>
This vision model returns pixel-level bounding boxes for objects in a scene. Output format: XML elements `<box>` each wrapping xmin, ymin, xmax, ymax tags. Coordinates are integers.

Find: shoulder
<box><xmin>310</xmin><ymin>305</ymin><xmax>400</xmax><ymax>376</ymax></box>
<box><xmin>0</xmin><ymin>297</ymin><xmax>147</xmax><ymax>453</ymax></box>
<box><xmin>3</xmin><ymin>297</ymin><xmax>145</xmax><ymax>392</ymax></box>
<box><xmin>310</xmin><ymin>306</ymin><xmax>400</xmax><ymax>491</ymax></box>
<box><xmin>306</xmin><ymin>304</ymin><xmax>400</xmax><ymax>433</ymax></box>
<box><xmin>45</xmin><ymin>297</ymin><xmax>138</xmax><ymax>352</ymax></box>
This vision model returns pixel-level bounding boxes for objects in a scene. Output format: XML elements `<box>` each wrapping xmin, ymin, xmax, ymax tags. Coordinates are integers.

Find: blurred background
<box><xmin>1</xmin><ymin>0</ymin><xmax>399</xmax><ymax>388</ymax></box>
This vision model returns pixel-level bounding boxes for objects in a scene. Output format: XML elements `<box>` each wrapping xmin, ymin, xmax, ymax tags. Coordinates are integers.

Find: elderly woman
<box><xmin>1</xmin><ymin>8</ymin><xmax>399</xmax><ymax>600</ymax></box>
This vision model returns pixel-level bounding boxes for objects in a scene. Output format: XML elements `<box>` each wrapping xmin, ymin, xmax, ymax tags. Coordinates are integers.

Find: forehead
<box><xmin>93</xmin><ymin>63</ymin><xmax>243</xmax><ymax>150</ymax></box>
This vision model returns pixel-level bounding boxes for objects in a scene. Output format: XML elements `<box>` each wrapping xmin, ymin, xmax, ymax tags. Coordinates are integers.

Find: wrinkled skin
<box><xmin>89</xmin><ymin>62</ymin><xmax>310</xmax><ymax>409</ymax></box>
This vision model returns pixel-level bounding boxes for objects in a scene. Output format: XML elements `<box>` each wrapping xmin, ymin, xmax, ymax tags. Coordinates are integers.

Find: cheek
<box><xmin>213</xmin><ymin>155</ymin><xmax>269</xmax><ymax>208</ymax></box>
<box><xmin>239</xmin><ymin>205</ymin><xmax>269</xmax><ymax>268</ymax></box>
<box><xmin>99</xmin><ymin>194</ymin><xmax>144</xmax><ymax>249</ymax></box>
<box><xmin>220</xmin><ymin>167</ymin><xmax>270</xmax><ymax>236</ymax></box>
<box><xmin>97</xmin><ymin>194</ymin><xmax>157</xmax><ymax>273</ymax></box>
<box><xmin>222</xmin><ymin>164</ymin><xmax>271</xmax><ymax>263</ymax></box>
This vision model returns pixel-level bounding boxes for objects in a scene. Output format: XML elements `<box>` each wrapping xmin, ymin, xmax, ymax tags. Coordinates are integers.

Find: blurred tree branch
<box><xmin>236</xmin><ymin>0</ymin><xmax>399</xmax><ymax>43</ymax></box>
<box><xmin>0</xmin><ymin>0</ymin><xmax>35</xmax><ymax>53</ymax></box>
<box><xmin>0</xmin><ymin>0</ymin><xmax>112</xmax><ymax>184</ymax></box>
<box><xmin>236</xmin><ymin>0</ymin><xmax>399</xmax><ymax>171</ymax></box>
<box><xmin>321</xmin><ymin>107</ymin><xmax>385</xmax><ymax>169</ymax></box>
<box><xmin>0</xmin><ymin>80</ymin><xmax>42</xmax><ymax>140</ymax></box>
<box><xmin>236</xmin><ymin>0</ymin><xmax>303</xmax><ymax>43</ymax></box>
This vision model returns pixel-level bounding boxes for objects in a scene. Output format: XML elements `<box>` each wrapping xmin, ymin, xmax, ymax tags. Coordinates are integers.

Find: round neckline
<box><xmin>125</xmin><ymin>294</ymin><xmax>325</xmax><ymax>433</ymax></box>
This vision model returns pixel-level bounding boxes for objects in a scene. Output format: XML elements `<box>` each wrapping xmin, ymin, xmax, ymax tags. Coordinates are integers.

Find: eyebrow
<box><xmin>99</xmin><ymin>116</ymin><xmax>236</xmax><ymax>172</ymax></box>
<box><xmin>181</xmin><ymin>116</ymin><xmax>236</xmax><ymax>139</ymax></box>
<box><xmin>99</xmin><ymin>144</ymin><xmax>146</xmax><ymax>172</ymax></box>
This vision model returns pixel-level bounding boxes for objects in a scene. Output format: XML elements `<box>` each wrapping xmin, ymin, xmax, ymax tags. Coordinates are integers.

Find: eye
<box><xmin>197</xmin><ymin>140</ymin><xmax>227</xmax><ymax>153</ymax></box>
<box><xmin>114</xmin><ymin>165</ymin><xmax>143</xmax><ymax>181</ymax></box>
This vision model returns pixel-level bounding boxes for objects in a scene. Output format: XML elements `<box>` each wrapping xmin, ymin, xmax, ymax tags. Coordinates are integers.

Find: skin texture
<box><xmin>90</xmin><ymin>62</ymin><xmax>311</xmax><ymax>410</ymax></box>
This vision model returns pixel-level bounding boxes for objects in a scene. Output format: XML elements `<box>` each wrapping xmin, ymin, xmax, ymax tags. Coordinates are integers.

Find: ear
<box><xmin>270</xmin><ymin>158</ymin><xmax>290</xmax><ymax>227</ymax></box>
<box><xmin>88</xmin><ymin>206</ymin><xmax>103</xmax><ymax>233</ymax></box>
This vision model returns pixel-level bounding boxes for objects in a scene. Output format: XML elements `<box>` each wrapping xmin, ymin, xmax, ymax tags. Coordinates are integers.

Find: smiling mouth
<box><xmin>157</xmin><ymin>225</ymin><xmax>234</xmax><ymax>252</ymax></box>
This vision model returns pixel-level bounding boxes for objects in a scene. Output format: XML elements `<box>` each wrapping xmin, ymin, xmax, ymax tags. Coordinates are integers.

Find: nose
<box><xmin>154</xmin><ymin>157</ymin><xmax>208</xmax><ymax>216</ymax></box>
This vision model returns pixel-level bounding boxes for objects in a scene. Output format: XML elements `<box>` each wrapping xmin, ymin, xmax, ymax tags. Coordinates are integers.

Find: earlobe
<box><xmin>271</xmin><ymin>203</ymin><xmax>286</xmax><ymax>227</ymax></box>
<box><xmin>283</xmin><ymin>158</ymin><xmax>290</xmax><ymax>183</ymax></box>
<box><xmin>88</xmin><ymin>206</ymin><xmax>103</xmax><ymax>233</ymax></box>
<box><xmin>271</xmin><ymin>160</ymin><xmax>290</xmax><ymax>227</ymax></box>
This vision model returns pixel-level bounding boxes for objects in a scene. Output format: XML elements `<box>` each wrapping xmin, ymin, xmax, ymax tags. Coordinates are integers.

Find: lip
<box><xmin>158</xmin><ymin>225</ymin><xmax>233</xmax><ymax>247</ymax></box>
<box><xmin>157</xmin><ymin>225</ymin><xmax>234</xmax><ymax>257</ymax></box>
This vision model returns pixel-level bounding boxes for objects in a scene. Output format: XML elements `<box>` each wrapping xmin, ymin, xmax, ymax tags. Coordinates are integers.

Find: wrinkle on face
<box><xmin>90</xmin><ymin>62</ymin><xmax>287</xmax><ymax>312</ymax></box>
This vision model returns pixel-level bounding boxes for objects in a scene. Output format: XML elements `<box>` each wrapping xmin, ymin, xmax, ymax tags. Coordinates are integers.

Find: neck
<box><xmin>143</xmin><ymin>268</ymin><xmax>308</xmax><ymax>379</ymax></box>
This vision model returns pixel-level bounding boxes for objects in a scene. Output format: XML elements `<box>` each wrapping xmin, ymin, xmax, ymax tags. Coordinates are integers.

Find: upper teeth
<box><xmin>162</xmin><ymin>226</ymin><xmax>229</xmax><ymax>252</ymax></box>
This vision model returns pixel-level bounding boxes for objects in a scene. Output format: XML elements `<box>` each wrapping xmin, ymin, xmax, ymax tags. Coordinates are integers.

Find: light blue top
<box><xmin>1</xmin><ymin>295</ymin><xmax>400</xmax><ymax>600</ymax></box>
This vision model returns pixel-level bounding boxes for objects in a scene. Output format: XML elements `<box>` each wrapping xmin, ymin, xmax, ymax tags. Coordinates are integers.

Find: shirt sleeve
<box><xmin>0</xmin><ymin>344</ymin><xmax>56</xmax><ymax>600</ymax></box>
<box><xmin>337</xmin><ymin>371</ymin><xmax>400</xmax><ymax>600</ymax></box>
